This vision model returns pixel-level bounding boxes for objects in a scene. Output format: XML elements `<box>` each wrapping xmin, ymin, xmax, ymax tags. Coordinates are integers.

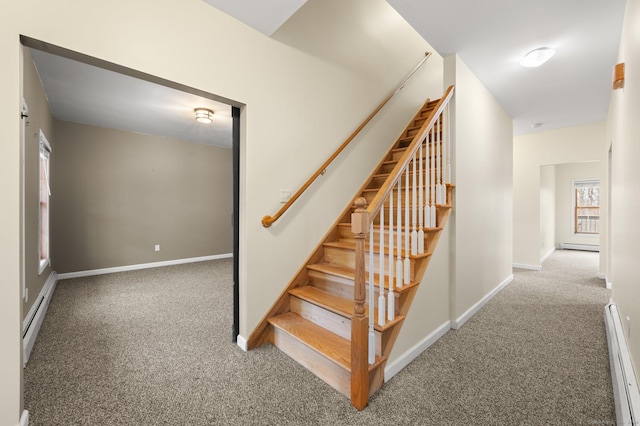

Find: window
<box><xmin>574</xmin><ymin>180</ymin><xmax>599</xmax><ymax>235</ymax></box>
<box><xmin>38</xmin><ymin>130</ymin><xmax>51</xmax><ymax>274</ymax></box>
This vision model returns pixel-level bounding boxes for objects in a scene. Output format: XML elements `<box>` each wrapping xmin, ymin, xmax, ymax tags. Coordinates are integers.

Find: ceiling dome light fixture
<box><xmin>520</xmin><ymin>47</ymin><xmax>555</xmax><ymax>68</ymax></box>
<box><xmin>194</xmin><ymin>108</ymin><xmax>214</xmax><ymax>124</ymax></box>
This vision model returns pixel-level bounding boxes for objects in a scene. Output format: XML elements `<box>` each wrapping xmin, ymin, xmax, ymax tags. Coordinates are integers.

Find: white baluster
<box><xmin>378</xmin><ymin>207</ymin><xmax>385</xmax><ymax>326</ymax></box>
<box><xmin>436</xmin><ymin>117</ymin><xmax>444</xmax><ymax>205</ymax></box>
<box><xmin>418</xmin><ymin>143</ymin><xmax>425</xmax><ymax>254</ymax></box>
<box><xmin>368</xmin><ymin>222</ymin><xmax>375</xmax><ymax>364</ymax></box>
<box><xmin>441</xmin><ymin>115</ymin><xmax>446</xmax><ymax>204</ymax></box>
<box><xmin>411</xmin><ymin>153</ymin><xmax>418</xmax><ymax>256</ymax></box>
<box><xmin>441</xmin><ymin>110</ymin><xmax>445</xmax><ymax>194</ymax></box>
<box><xmin>396</xmin><ymin>179</ymin><xmax>403</xmax><ymax>289</ymax></box>
<box><xmin>430</xmin><ymin>123</ymin><xmax>436</xmax><ymax>228</ymax></box>
<box><xmin>404</xmin><ymin>162</ymin><xmax>411</xmax><ymax>284</ymax></box>
<box><xmin>388</xmin><ymin>189</ymin><xmax>395</xmax><ymax>321</ymax></box>
<box><xmin>424</xmin><ymin>137</ymin><xmax>431</xmax><ymax>229</ymax></box>
<box><xmin>446</xmin><ymin>105</ymin><xmax>452</xmax><ymax>203</ymax></box>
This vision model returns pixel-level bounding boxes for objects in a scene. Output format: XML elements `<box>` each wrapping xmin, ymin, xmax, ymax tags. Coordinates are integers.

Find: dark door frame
<box><xmin>232</xmin><ymin>106</ymin><xmax>240</xmax><ymax>342</ymax></box>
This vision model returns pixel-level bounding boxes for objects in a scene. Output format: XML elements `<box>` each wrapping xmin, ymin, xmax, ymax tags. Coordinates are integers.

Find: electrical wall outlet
<box><xmin>627</xmin><ymin>316</ymin><xmax>631</xmax><ymax>338</ymax></box>
<box><xmin>280</xmin><ymin>189</ymin><xmax>291</xmax><ymax>203</ymax></box>
<box><xmin>155</xmin><ymin>245</ymin><xmax>160</xmax><ymax>252</ymax></box>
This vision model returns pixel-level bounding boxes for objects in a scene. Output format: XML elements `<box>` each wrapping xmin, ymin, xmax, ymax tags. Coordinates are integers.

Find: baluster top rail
<box><xmin>261</xmin><ymin>52</ymin><xmax>433</xmax><ymax>228</ymax></box>
<box><xmin>366</xmin><ymin>85</ymin><xmax>455</xmax><ymax>219</ymax></box>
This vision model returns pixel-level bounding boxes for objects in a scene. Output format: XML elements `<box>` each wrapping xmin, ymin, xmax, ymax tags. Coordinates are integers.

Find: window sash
<box><xmin>38</xmin><ymin>130</ymin><xmax>51</xmax><ymax>274</ymax></box>
<box><xmin>573</xmin><ymin>180</ymin><xmax>600</xmax><ymax>235</ymax></box>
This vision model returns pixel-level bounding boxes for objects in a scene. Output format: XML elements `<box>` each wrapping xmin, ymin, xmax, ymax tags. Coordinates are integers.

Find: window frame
<box><xmin>572</xmin><ymin>179</ymin><xmax>600</xmax><ymax>236</ymax></box>
<box><xmin>38</xmin><ymin>129</ymin><xmax>52</xmax><ymax>275</ymax></box>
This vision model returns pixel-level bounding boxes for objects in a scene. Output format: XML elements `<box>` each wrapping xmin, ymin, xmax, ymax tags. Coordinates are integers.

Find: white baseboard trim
<box><xmin>23</xmin><ymin>271</ymin><xmax>58</xmax><ymax>366</ymax></box>
<box><xmin>236</xmin><ymin>334</ymin><xmax>248</xmax><ymax>352</ymax></box>
<box><xmin>512</xmin><ymin>263</ymin><xmax>542</xmax><ymax>271</ymax></box>
<box><xmin>540</xmin><ymin>247</ymin><xmax>556</xmax><ymax>263</ymax></box>
<box><xmin>605</xmin><ymin>303</ymin><xmax>640</xmax><ymax>426</ymax></box>
<box><xmin>384</xmin><ymin>321</ymin><xmax>450</xmax><ymax>381</ymax></box>
<box><xmin>597</xmin><ymin>273</ymin><xmax>613</xmax><ymax>289</ymax></box>
<box><xmin>451</xmin><ymin>274</ymin><xmax>514</xmax><ymax>330</ymax></box>
<box><xmin>20</xmin><ymin>410</ymin><xmax>29</xmax><ymax>426</ymax></box>
<box><xmin>559</xmin><ymin>243</ymin><xmax>599</xmax><ymax>252</ymax></box>
<box><xmin>57</xmin><ymin>253</ymin><xmax>233</xmax><ymax>280</ymax></box>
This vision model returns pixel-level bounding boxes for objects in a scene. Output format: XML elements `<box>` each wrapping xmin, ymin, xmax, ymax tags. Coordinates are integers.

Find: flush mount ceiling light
<box><xmin>194</xmin><ymin>108</ymin><xmax>214</xmax><ymax>124</ymax></box>
<box><xmin>520</xmin><ymin>47</ymin><xmax>555</xmax><ymax>67</ymax></box>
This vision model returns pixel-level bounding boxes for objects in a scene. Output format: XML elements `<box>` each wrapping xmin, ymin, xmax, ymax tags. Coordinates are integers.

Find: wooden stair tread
<box><xmin>351</xmin><ymin>203</ymin><xmax>452</xmax><ymax>210</ymax></box>
<box><xmin>323</xmin><ymin>240</ymin><xmax>432</xmax><ymax>260</ymax></box>
<box><xmin>369</xmin><ymin>176</ymin><xmax>455</xmax><ymax>189</ymax></box>
<box><xmin>362</xmin><ymin>185</ymin><xmax>448</xmax><ymax>193</ymax></box>
<box><xmin>289</xmin><ymin>286</ymin><xmax>405</xmax><ymax>332</ymax></box>
<box><xmin>268</xmin><ymin>312</ymin><xmax>385</xmax><ymax>371</ymax></box>
<box><xmin>307</xmin><ymin>262</ymin><xmax>419</xmax><ymax>292</ymax></box>
<box><xmin>338</xmin><ymin>222</ymin><xmax>444</xmax><ymax>234</ymax></box>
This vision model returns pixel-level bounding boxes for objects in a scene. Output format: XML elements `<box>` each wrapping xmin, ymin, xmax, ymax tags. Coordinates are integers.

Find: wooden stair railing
<box><xmin>261</xmin><ymin>52</ymin><xmax>432</xmax><ymax>228</ymax></box>
<box><xmin>349</xmin><ymin>86</ymin><xmax>454</xmax><ymax>408</ymax></box>
<box><xmin>248</xmin><ymin>87</ymin><xmax>455</xmax><ymax>411</ymax></box>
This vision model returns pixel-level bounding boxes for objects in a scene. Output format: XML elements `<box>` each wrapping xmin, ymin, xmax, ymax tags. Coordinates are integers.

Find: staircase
<box><xmin>248</xmin><ymin>87</ymin><xmax>455</xmax><ymax>409</ymax></box>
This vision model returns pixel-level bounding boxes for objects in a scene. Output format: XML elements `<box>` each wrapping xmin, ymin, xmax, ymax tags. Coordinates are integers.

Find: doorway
<box><xmin>20</xmin><ymin>36</ymin><xmax>242</xmax><ymax>343</ymax></box>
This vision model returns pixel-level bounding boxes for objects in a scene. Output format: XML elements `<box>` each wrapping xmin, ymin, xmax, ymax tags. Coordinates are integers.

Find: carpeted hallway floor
<box><xmin>24</xmin><ymin>249</ymin><xmax>615</xmax><ymax>425</ymax></box>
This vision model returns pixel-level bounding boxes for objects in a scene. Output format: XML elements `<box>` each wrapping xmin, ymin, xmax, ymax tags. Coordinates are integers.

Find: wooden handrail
<box><xmin>365</xmin><ymin>85</ymin><xmax>455</xmax><ymax>219</ymax></box>
<box><xmin>261</xmin><ymin>52</ymin><xmax>433</xmax><ymax>228</ymax></box>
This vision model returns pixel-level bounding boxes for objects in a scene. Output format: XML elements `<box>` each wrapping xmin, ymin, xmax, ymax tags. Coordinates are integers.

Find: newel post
<box><xmin>350</xmin><ymin>197</ymin><xmax>369</xmax><ymax>410</ymax></box>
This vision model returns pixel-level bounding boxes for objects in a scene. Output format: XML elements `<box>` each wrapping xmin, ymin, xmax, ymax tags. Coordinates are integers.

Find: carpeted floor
<box><xmin>24</xmin><ymin>250</ymin><xmax>615</xmax><ymax>425</ymax></box>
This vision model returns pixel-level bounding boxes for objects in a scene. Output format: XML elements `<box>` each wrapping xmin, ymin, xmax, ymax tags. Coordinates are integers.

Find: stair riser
<box><xmin>390</xmin><ymin>148</ymin><xmax>443</xmax><ymax>162</ymax></box>
<box><xmin>323</xmin><ymin>246</ymin><xmax>419</xmax><ymax>282</ymax></box>
<box><xmin>406</xmin><ymin>123</ymin><xmax>444</xmax><ymax>138</ymax></box>
<box><xmin>307</xmin><ymin>270</ymin><xmax>412</xmax><ymax>313</ymax></box>
<box><xmin>337</xmin><ymin>225</ymin><xmax>442</xmax><ymax>247</ymax></box>
<box><xmin>271</xmin><ymin>327</ymin><xmax>351</xmax><ymax>398</ymax></box>
<box><xmin>361</xmin><ymin>188</ymin><xmax>446</xmax><ymax>206</ymax></box>
<box><xmin>369</xmin><ymin>208</ymin><xmax>449</xmax><ymax>229</ymax></box>
<box><xmin>308</xmin><ymin>269</ymin><xmax>355</xmax><ymax>299</ymax></box>
<box><xmin>367</xmin><ymin>170</ymin><xmax>439</xmax><ymax>189</ymax></box>
<box><xmin>290</xmin><ymin>297</ymin><xmax>385</xmax><ymax>356</ymax></box>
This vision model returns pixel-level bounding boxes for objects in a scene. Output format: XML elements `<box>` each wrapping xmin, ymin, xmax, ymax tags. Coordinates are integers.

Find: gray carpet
<box><xmin>25</xmin><ymin>250</ymin><xmax>615</xmax><ymax>425</ymax></box>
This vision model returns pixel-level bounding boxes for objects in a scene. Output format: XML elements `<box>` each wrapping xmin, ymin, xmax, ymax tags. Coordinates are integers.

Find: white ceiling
<box><xmin>208</xmin><ymin>0</ymin><xmax>626</xmax><ymax>135</ymax></box>
<box><xmin>386</xmin><ymin>0</ymin><xmax>626</xmax><ymax>135</ymax></box>
<box><xmin>30</xmin><ymin>49</ymin><xmax>233</xmax><ymax>149</ymax></box>
<box><xmin>30</xmin><ymin>0</ymin><xmax>626</xmax><ymax>144</ymax></box>
<box><xmin>202</xmin><ymin>0</ymin><xmax>308</xmax><ymax>36</ymax></box>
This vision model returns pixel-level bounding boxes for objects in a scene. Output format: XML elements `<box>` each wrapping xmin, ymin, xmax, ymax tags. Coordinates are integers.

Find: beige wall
<box><xmin>444</xmin><ymin>55</ymin><xmax>514</xmax><ymax>321</ymax></box>
<box><xmin>1</xmin><ymin>35</ymin><xmax>23</xmax><ymax>426</ymax></box>
<box><xmin>608</xmin><ymin>0</ymin><xmax>640</xmax><ymax>385</ymax></box>
<box><xmin>554</xmin><ymin>162</ymin><xmax>600</xmax><ymax>248</ymax></box>
<box><xmin>22</xmin><ymin>48</ymin><xmax>55</xmax><ymax>322</ymax></box>
<box><xmin>513</xmin><ymin>122</ymin><xmax>605</xmax><ymax>268</ymax></box>
<box><xmin>1</xmin><ymin>0</ymin><xmax>445</xmax><ymax>421</ymax></box>
<box><xmin>52</xmin><ymin>121</ymin><xmax>232</xmax><ymax>273</ymax></box>
<box><xmin>540</xmin><ymin>165</ymin><xmax>556</xmax><ymax>260</ymax></box>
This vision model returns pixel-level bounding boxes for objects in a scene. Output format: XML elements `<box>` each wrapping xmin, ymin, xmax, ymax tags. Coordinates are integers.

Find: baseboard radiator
<box><xmin>23</xmin><ymin>271</ymin><xmax>58</xmax><ymax>366</ymax></box>
<box><xmin>605</xmin><ymin>302</ymin><xmax>640</xmax><ymax>425</ymax></box>
<box><xmin>559</xmin><ymin>243</ymin><xmax>599</xmax><ymax>252</ymax></box>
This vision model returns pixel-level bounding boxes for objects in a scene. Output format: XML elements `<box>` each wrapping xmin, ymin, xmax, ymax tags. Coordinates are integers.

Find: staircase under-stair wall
<box><xmin>248</xmin><ymin>86</ymin><xmax>455</xmax><ymax>410</ymax></box>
